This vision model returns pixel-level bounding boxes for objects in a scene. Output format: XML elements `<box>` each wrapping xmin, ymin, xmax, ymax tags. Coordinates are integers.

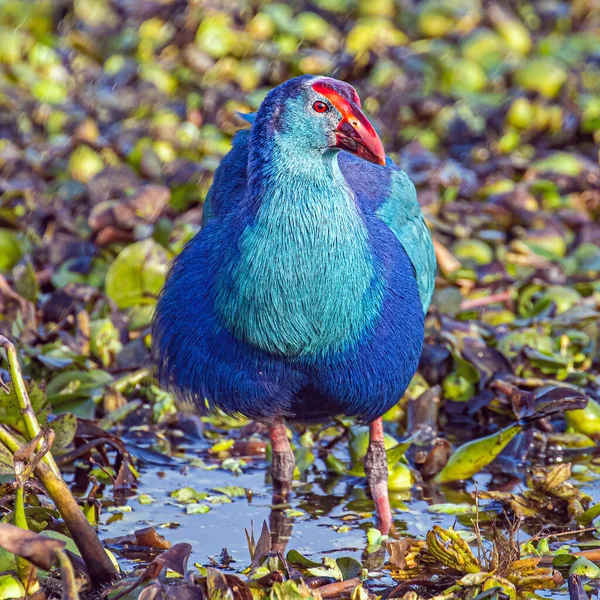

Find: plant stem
<box><xmin>0</xmin><ymin>335</ymin><xmax>61</xmax><ymax>478</ymax></box>
<box><xmin>56</xmin><ymin>550</ymin><xmax>80</xmax><ymax>600</ymax></box>
<box><xmin>0</xmin><ymin>425</ymin><xmax>18</xmax><ymax>453</ymax></box>
<box><xmin>14</xmin><ymin>485</ymin><xmax>40</xmax><ymax>594</ymax></box>
<box><xmin>0</xmin><ymin>337</ymin><xmax>118</xmax><ymax>586</ymax></box>
<box><xmin>113</xmin><ymin>368</ymin><xmax>151</xmax><ymax>393</ymax></box>
<box><xmin>0</xmin><ymin>424</ymin><xmax>117</xmax><ymax>585</ymax></box>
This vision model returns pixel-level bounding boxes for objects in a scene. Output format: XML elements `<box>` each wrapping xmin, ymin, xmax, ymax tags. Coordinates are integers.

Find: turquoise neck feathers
<box><xmin>214</xmin><ymin>124</ymin><xmax>384</xmax><ymax>358</ymax></box>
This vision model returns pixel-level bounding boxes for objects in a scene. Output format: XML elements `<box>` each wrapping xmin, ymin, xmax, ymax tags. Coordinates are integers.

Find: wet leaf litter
<box><xmin>0</xmin><ymin>0</ymin><xmax>600</xmax><ymax>598</ymax></box>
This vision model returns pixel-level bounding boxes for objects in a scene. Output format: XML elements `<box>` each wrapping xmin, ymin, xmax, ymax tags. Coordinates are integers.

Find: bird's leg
<box><xmin>269</xmin><ymin>418</ymin><xmax>295</xmax><ymax>500</ymax></box>
<box><xmin>365</xmin><ymin>417</ymin><xmax>392</xmax><ymax>535</ymax></box>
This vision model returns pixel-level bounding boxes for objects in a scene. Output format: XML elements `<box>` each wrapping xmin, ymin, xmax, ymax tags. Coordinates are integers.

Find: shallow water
<box><xmin>94</xmin><ymin>442</ymin><xmax>600</xmax><ymax>599</ymax></box>
<box><xmin>100</xmin><ymin>455</ymin><xmax>462</xmax><ymax>568</ymax></box>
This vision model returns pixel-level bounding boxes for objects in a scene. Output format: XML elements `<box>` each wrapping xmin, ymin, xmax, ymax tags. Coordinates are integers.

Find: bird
<box><xmin>152</xmin><ymin>75</ymin><xmax>435</xmax><ymax>533</ymax></box>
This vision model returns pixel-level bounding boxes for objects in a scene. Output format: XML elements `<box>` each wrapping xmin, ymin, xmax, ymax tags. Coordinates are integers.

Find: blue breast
<box><xmin>213</xmin><ymin>138</ymin><xmax>385</xmax><ymax>359</ymax></box>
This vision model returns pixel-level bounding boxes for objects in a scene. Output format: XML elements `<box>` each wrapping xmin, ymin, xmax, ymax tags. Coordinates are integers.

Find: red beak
<box><xmin>312</xmin><ymin>80</ymin><xmax>386</xmax><ymax>167</ymax></box>
<box><xmin>335</xmin><ymin>110</ymin><xmax>386</xmax><ymax>166</ymax></box>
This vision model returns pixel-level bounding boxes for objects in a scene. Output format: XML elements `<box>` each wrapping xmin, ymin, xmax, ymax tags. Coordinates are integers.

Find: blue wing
<box><xmin>202</xmin><ymin>128</ymin><xmax>251</xmax><ymax>227</ymax></box>
<box><xmin>377</xmin><ymin>167</ymin><xmax>436</xmax><ymax>313</ymax></box>
<box><xmin>339</xmin><ymin>153</ymin><xmax>436</xmax><ymax>314</ymax></box>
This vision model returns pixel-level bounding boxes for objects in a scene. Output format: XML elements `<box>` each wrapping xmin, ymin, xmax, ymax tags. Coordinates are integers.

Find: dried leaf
<box><xmin>0</xmin><ymin>523</ymin><xmax>64</xmax><ymax>571</ymax></box>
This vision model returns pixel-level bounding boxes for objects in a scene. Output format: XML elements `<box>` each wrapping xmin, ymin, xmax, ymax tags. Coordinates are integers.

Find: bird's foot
<box><xmin>269</xmin><ymin>419</ymin><xmax>295</xmax><ymax>501</ymax></box>
<box><xmin>365</xmin><ymin>418</ymin><xmax>393</xmax><ymax>535</ymax></box>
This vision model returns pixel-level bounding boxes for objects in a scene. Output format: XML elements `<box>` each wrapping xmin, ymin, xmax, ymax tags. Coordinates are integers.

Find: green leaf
<box><xmin>286</xmin><ymin>550</ymin><xmax>321</xmax><ymax>569</ymax></box>
<box><xmin>531</xmin><ymin>152</ymin><xmax>582</xmax><ymax>175</ymax></box>
<box><xmin>55</xmin><ymin>398</ymin><xmax>96</xmax><ymax>420</ymax></box>
<box><xmin>434</xmin><ymin>424</ymin><xmax>521</xmax><ymax>484</ymax></box>
<box><xmin>0</xmin><ymin>444</ymin><xmax>13</xmax><ymax>476</ymax></box>
<box><xmin>50</xmin><ymin>258</ymin><xmax>108</xmax><ymax>290</ymax></box>
<box><xmin>40</xmin><ymin>531</ymin><xmax>80</xmax><ymax>557</ymax></box>
<box><xmin>185</xmin><ymin>504</ymin><xmax>210</xmax><ymax>515</ymax></box>
<box><xmin>137</xmin><ymin>494</ymin><xmax>155</xmax><ymax>505</ymax></box>
<box><xmin>552</xmin><ymin>554</ymin><xmax>577</xmax><ymax>569</ymax></box>
<box><xmin>170</xmin><ymin>487</ymin><xmax>208</xmax><ymax>504</ymax></box>
<box><xmin>325</xmin><ymin>454</ymin><xmax>347</xmax><ymax>474</ymax></box>
<box><xmin>566</xmin><ymin>398</ymin><xmax>600</xmax><ymax>436</ymax></box>
<box><xmin>0</xmin><ymin>548</ymin><xmax>15</xmax><ymax>574</ymax></box>
<box><xmin>336</xmin><ymin>557</ymin><xmax>362</xmax><ymax>581</ymax></box>
<box><xmin>0</xmin><ymin>229</ymin><xmax>23</xmax><ymax>273</ymax></box>
<box><xmin>0</xmin><ymin>573</ymin><xmax>25</xmax><ymax>598</ymax></box>
<box><xmin>0</xmin><ymin>382</ymin><xmax>49</xmax><ymax>435</ymax></box>
<box><xmin>46</xmin><ymin>370</ymin><xmax>114</xmax><ymax>406</ymax></box>
<box><xmin>576</xmin><ymin>503</ymin><xmax>600</xmax><ymax>525</ymax></box>
<box><xmin>13</xmin><ymin>260</ymin><xmax>38</xmax><ymax>303</ymax></box>
<box><xmin>284</xmin><ymin>509</ymin><xmax>305</xmax><ymax>518</ymax></box>
<box><xmin>569</xmin><ymin>557</ymin><xmax>600</xmax><ymax>578</ymax></box>
<box><xmin>211</xmin><ymin>486</ymin><xmax>246</xmax><ymax>497</ymax></box>
<box><xmin>308</xmin><ymin>557</ymin><xmax>343</xmax><ymax>581</ymax></box>
<box><xmin>427</xmin><ymin>503</ymin><xmax>477</xmax><ymax>515</ymax></box>
<box><xmin>48</xmin><ymin>413</ymin><xmax>77</xmax><ymax>451</ymax></box>
<box><xmin>209</xmin><ymin>439</ymin><xmax>235</xmax><ymax>453</ymax></box>
<box><xmin>105</xmin><ymin>239</ymin><xmax>170</xmax><ymax>309</ymax></box>
<box><xmin>294</xmin><ymin>447</ymin><xmax>314</xmax><ymax>473</ymax></box>
<box><xmin>366</xmin><ymin>528</ymin><xmax>387</xmax><ymax>549</ymax></box>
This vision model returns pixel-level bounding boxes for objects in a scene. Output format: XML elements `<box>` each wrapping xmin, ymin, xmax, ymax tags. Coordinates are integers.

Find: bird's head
<box><xmin>255</xmin><ymin>75</ymin><xmax>386</xmax><ymax>167</ymax></box>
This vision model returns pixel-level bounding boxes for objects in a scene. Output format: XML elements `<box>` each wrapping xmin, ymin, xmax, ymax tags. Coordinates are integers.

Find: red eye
<box><xmin>312</xmin><ymin>101</ymin><xmax>328</xmax><ymax>113</ymax></box>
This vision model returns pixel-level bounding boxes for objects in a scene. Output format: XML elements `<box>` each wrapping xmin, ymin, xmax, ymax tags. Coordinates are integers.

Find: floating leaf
<box><xmin>186</xmin><ymin>504</ymin><xmax>210</xmax><ymax>515</ymax></box>
<box><xmin>170</xmin><ymin>486</ymin><xmax>208</xmax><ymax>504</ymax></box>
<box><xmin>566</xmin><ymin>398</ymin><xmax>600</xmax><ymax>437</ymax></box>
<box><xmin>286</xmin><ymin>550</ymin><xmax>321</xmax><ymax>569</ymax></box>
<box><xmin>105</xmin><ymin>239</ymin><xmax>170</xmax><ymax>309</ymax></box>
<box><xmin>569</xmin><ymin>557</ymin><xmax>600</xmax><ymax>578</ymax></box>
<box><xmin>336</xmin><ymin>557</ymin><xmax>363</xmax><ymax>581</ymax></box>
<box><xmin>427</xmin><ymin>503</ymin><xmax>477</xmax><ymax>515</ymax></box>
<box><xmin>435</xmin><ymin>424</ymin><xmax>521</xmax><ymax>483</ymax></box>
<box><xmin>576</xmin><ymin>503</ymin><xmax>600</xmax><ymax>526</ymax></box>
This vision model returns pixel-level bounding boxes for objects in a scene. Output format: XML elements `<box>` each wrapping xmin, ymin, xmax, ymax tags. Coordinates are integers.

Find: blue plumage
<box><xmin>152</xmin><ymin>75</ymin><xmax>435</xmax><ymax>423</ymax></box>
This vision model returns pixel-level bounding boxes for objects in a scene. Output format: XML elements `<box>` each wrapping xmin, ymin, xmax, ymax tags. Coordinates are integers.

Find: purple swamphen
<box><xmin>152</xmin><ymin>75</ymin><xmax>435</xmax><ymax>533</ymax></box>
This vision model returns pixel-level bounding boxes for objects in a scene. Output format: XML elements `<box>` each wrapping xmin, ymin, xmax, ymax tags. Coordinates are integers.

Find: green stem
<box><xmin>56</xmin><ymin>550</ymin><xmax>80</xmax><ymax>600</ymax></box>
<box><xmin>0</xmin><ymin>425</ymin><xmax>18</xmax><ymax>453</ymax></box>
<box><xmin>0</xmin><ymin>425</ymin><xmax>117</xmax><ymax>585</ymax></box>
<box><xmin>113</xmin><ymin>368</ymin><xmax>151</xmax><ymax>393</ymax></box>
<box><xmin>0</xmin><ymin>335</ymin><xmax>61</xmax><ymax>478</ymax></box>
<box><xmin>14</xmin><ymin>485</ymin><xmax>40</xmax><ymax>594</ymax></box>
<box><xmin>0</xmin><ymin>337</ymin><xmax>118</xmax><ymax>586</ymax></box>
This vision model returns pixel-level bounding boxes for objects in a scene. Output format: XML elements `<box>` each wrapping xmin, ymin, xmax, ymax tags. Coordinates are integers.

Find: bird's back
<box><xmin>201</xmin><ymin>129</ymin><xmax>250</xmax><ymax>226</ymax></box>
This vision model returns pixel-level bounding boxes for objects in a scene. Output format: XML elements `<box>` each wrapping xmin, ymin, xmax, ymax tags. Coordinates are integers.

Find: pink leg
<box><xmin>365</xmin><ymin>418</ymin><xmax>392</xmax><ymax>535</ymax></box>
<box><xmin>268</xmin><ymin>418</ymin><xmax>295</xmax><ymax>499</ymax></box>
